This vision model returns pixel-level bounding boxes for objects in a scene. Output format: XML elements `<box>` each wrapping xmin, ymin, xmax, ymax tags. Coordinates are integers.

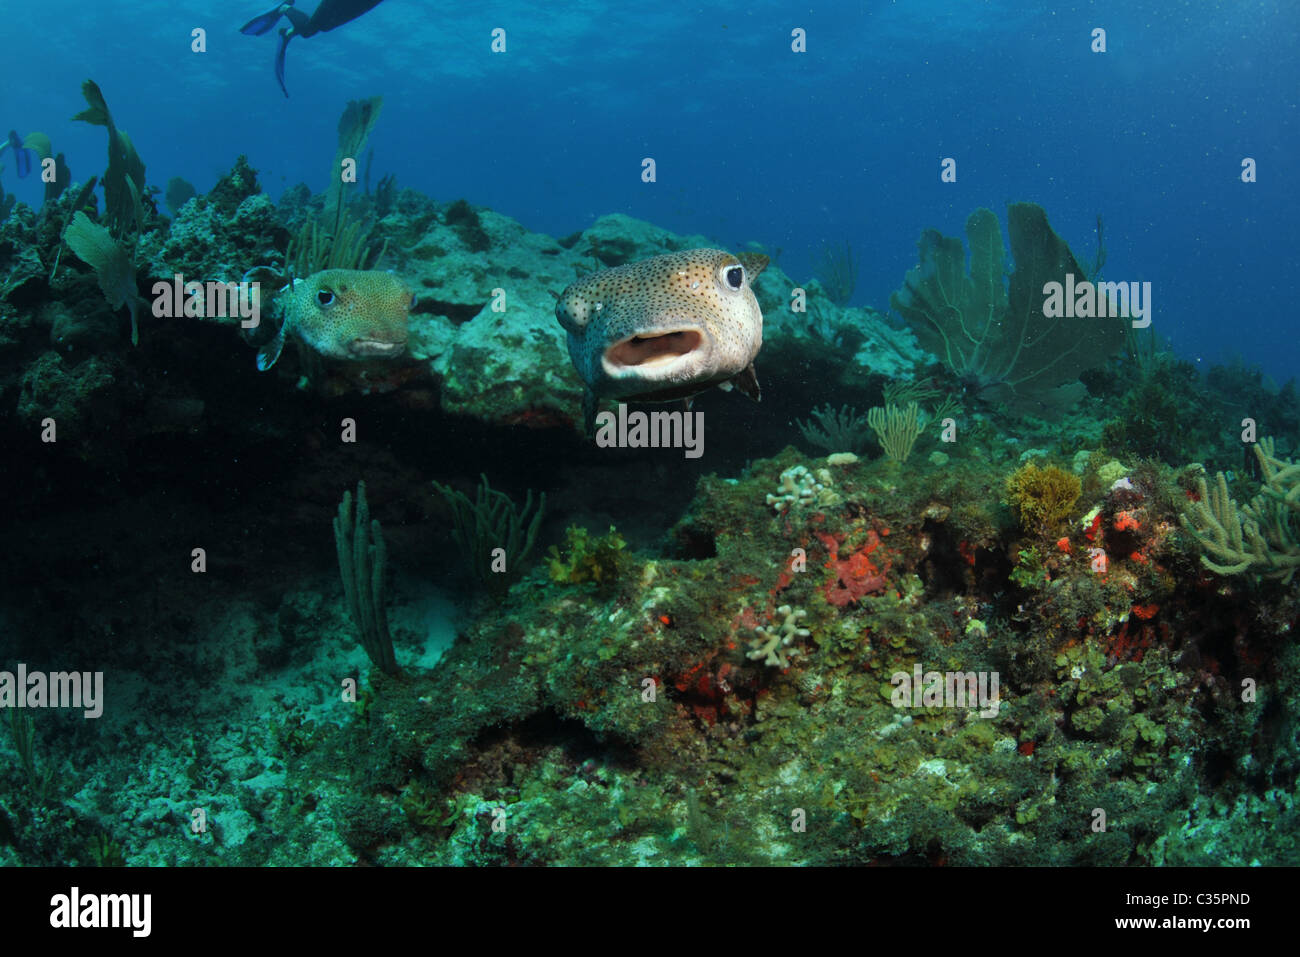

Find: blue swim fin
<box><xmin>275</xmin><ymin>28</ymin><xmax>292</xmax><ymax>97</ymax></box>
<box><xmin>240</xmin><ymin>2</ymin><xmax>290</xmax><ymax>36</ymax></box>
<box><xmin>6</xmin><ymin>130</ymin><xmax>30</xmax><ymax>178</ymax></box>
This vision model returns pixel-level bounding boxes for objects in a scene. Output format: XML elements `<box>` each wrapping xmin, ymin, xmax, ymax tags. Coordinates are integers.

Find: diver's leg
<box><xmin>283</xmin><ymin>6</ymin><xmax>313</xmax><ymax>35</ymax></box>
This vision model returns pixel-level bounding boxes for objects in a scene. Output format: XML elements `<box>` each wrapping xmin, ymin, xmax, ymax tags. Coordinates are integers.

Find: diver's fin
<box><xmin>731</xmin><ymin>363</ymin><xmax>761</xmax><ymax>401</ymax></box>
<box><xmin>274</xmin><ymin>28</ymin><xmax>293</xmax><ymax>97</ymax></box>
<box><xmin>6</xmin><ymin>131</ymin><xmax>30</xmax><ymax>178</ymax></box>
<box><xmin>257</xmin><ymin>322</ymin><xmax>288</xmax><ymax>370</ymax></box>
<box><xmin>240</xmin><ymin>3</ymin><xmax>289</xmax><ymax>35</ymax></box>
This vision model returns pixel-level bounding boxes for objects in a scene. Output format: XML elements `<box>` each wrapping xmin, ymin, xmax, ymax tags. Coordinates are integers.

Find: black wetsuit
<box><xmin>289</xmin><ymin>0</ymin><xmax>385</xmax><ymax>37</ymax></box>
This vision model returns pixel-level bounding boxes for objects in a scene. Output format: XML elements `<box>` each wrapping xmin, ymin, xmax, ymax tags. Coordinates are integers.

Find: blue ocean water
<box><xmin>2</xmin><ymin>0</ymin><xmax>1294</xmax><ymax>382</ymax></box>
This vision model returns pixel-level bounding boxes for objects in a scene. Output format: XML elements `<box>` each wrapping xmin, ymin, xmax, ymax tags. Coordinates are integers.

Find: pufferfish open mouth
<box><xmin>604</xmin><ymin>329</ymin><xmax>703</xmax><ymax>370</ymax></box>
<box><xmin>347</xmin><ymin>338</ymin><xmax>407</xmax><ymax>358</ymax></box>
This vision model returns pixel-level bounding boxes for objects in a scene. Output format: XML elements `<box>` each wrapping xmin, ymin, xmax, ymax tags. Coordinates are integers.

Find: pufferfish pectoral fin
<box><xmin>730</xmin><ymin>363</ymin><xmax>761</xmax><ymax>402</ymax></box>
<box><xmin>256</xmin><ymin>321</ymin><xmax>289</xmax><ymax>371</ymax></box>
<box><xmin>583</xmin><ymin>388</ymin><xmax>599</xmax><ymax>436</ymax></box>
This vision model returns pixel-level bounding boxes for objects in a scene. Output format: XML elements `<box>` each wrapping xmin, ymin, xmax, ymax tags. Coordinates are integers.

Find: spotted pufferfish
<box><xmin>255</xmin><ymin>268</ymin><xmax>412</xmax><ymax>371</ymax></box>
<box><xmin>554</xmin><ymin>248</ymin><xmax>770</xmax><ymax>431</ymax></box>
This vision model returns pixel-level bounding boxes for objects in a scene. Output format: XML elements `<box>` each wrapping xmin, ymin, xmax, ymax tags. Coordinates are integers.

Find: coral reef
<box><xmin>0</xmin><ymin>146</ymin><xmax>1297</xmax><ymax>872</ymax></box>
<box><xmin>1180</xmin><ymin>437</ymin><xmax>1300</xmax><ymax>582</ymax></box>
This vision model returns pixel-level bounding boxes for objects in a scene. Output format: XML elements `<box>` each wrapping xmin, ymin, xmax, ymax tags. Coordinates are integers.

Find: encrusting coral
<box><xmin>546</xmin><ymin>525</ymin><xmax>626</xmax><ymax>593</ymax></box>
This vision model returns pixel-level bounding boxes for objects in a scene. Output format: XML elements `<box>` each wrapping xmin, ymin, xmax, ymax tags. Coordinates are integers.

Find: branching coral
<box><xmin>8</xmin><ymin>709</ymin><xmax>55</xmax><ymax>804</ymax></box>
<box><xmin>1180</xmin><ymin>438</ymin><xmax>1300</xmax><ymax>582</ymax></box>
<box><xmin>766</xmin><ymin>464</ymin><xmax>838</xmax><ymax>512</ymax></box>
<box><xmin>285</xmin><ymin>208</ymin><xmax>385</xmax><ymax>277</ymax></box>
<box><xmin>287</xmin><ymin>97</ymin><xmax>388</xmax><ymax>277</ymax></box>
<box><xmin>748</xmin><ymin>605</ymin><xmax>810</xmax><ymax>668</ymax></box>
<box><xmin>797</xmin><ymin>404</ymin><xmax>873</xmax><ymax>454</ymax></box>
<box><xmin>433</xmin><ymin>474</ymin><xmax>545</xmax><ymax>594</ymax></box>
<box><xmin>867</xmin><ymin>401</ymin><xmax>923</xmax><ymax>463</ymax></box>
<box><xmin>334</xmin><ymin>481</ymin><xmax>399</xmax><ymax>675</ymax></box>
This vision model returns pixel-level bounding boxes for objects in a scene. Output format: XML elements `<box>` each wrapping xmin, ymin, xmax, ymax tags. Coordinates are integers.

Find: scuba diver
<box><xmin>241</xmin><ymin>0</ymin><xmax>386</xmax><ymax>98</ymax></box>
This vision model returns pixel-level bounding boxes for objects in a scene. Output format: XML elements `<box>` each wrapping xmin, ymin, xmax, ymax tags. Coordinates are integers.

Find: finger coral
<box><xmin>747</xmin><ymin>605</ymin><xmax>810</xmax><ymax>668</ymax></box>
<box><xmin>1180</xmin><ymin>438</ymin><xmax>1300</xmax><ymax>582</ymax></box>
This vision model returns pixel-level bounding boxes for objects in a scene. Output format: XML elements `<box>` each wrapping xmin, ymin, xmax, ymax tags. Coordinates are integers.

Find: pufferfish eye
<box><xmin>721</xmin><ymin>263</ymin><xmax>745</xmax><ymax>290</ymax></box>
<box><xmin>316</xmin><ymin>289</ymin><xmax>336</xmax><ymax>307</ymax></box>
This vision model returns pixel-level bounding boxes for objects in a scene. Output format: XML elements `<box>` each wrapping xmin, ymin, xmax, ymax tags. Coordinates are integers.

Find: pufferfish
<box><xmin>554</xmin><ymin>248</ymin><xmax>769</xmax><ymax>430</ymax></box>
<box><xmin>255</xmin><ymin>268</ymin><xmax>412</xmax><ymax>371</ymax></box>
